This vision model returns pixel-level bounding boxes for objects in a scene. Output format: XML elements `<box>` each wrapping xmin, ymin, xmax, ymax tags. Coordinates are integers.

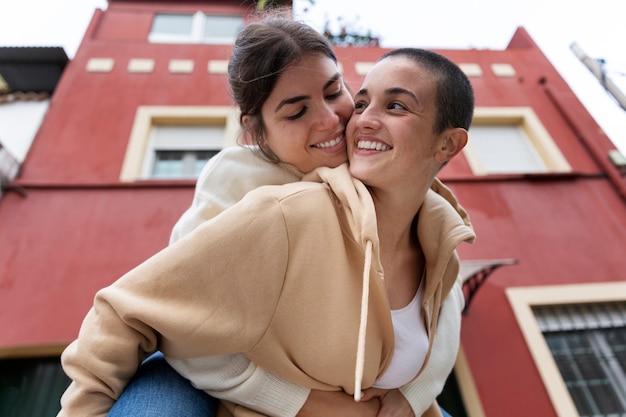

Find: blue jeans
<box><xmin>108</xmin><ymin>352</ymin><xmax>218</xmax><ymax>417</ymax></box>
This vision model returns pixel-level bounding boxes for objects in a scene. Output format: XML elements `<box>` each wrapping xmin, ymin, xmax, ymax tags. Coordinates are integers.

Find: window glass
<box><xmin>146</xmin><ymin>125</ymin><xmax>225</xmax><ymax>179</ymax></box>
<box><xmin>203</xmin><ymin>15</ymin><xmax>243</xmax><ymax>43</ymax></box>
<box><xmin>151</xmin><ymin>13</ymin><xmax>193</xmax><ymax>37</ymax></box>
<box><xmin>193</xmin><ymin>150</ymin><xmax>217</xmax><ymax>175</ymax></box>
<box><xmin>534</xmin><ymin>302</ymin><xmax>626</xmax><ymax>416</ymax></box>
<box><xmin>152</xmin><ymin>150</ymin><xmax>218</xmax><ymax>179</ymax></box>
<box><xmin>152</xmin><ymin>150</ymin><xmax>185</xmax><ymax>178</ymax></box>
<box><xmin>149</xmin><ymin>13</ymin><xmax>242</xmax><ymax>44</ymax></box>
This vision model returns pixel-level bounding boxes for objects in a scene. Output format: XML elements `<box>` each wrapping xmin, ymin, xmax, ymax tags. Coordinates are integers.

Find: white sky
<box><xmin>1</xmin><ymin>0</ymin><xmax>625</xmax><ymax>154</ymax></box>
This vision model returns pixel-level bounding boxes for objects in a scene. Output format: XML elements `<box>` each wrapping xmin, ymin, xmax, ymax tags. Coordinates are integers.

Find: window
<box><xmin>152</xmin><ymin>150</ymin><xmax>215</xmax><ymax>179</ymax></box>
<box><xmin>467</xmin><ymin>125</ymin><xmax>547</xmax><ymax>174</ymax></box>
<box><xmin>0</xmin><ymin>357</ymin><xmax>69</xmax><ymax>417</ymax></box>
<box><xmin>145</xmin><ymin>125</ymin><xmax>223</xmax><ymax>179</ymax></box>
<box><xmin>464</xmin><ymin>107</ymin><xmax>571</xmax><ymax>175</ymax></box>
<box><xmin>534</xmin><ymin>303</ymin><xmax>626</xmax><ymax>417</ymax></box>
<box><xmin>507</xmin><ymin>282</ymin><xmax>626</xmax><ymax>417</ymax></box>
<box><xmin>148</xmin><ymin>12</ymin><xmax>243</xmax><ymax>44</ymax></box>
<box><xmin>120</xmin><ymin>106</ymin><xmax>239</xmax><ymax>181</ymax></box>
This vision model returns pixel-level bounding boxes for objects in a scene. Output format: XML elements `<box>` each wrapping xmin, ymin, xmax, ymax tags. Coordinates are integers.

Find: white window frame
<box><xmin>464</xmin><ymin>107</ymin><xmax>571</xmax><ymax>175</ymax></box>
<box><xmin>506</xmin><ymin>282</ymin><xmax>626</xmax><ymax>417</ymax></box>
<box><xmin>120</xmin><ymin>105</ymin><xmax>239</xmax><ymax>181</ymax></box>
<box><xmin>148</xmin><ymin>12</ymin><xmax>243</xmax><ymax>44</ymax></box>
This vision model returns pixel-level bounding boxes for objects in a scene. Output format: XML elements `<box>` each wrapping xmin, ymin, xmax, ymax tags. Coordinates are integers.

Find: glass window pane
<box><xmin>607</xmin><ymin>328</ymin><xmax>626</xmax><ymax>375</ymax></box>
<box><xmin>193</xmin><ymin>150</ymin><xmax>219</xmax><ymax>176</ymax></box>
<box><xmin>153</xmin><ymin>150</ymin><xmax>220</xmax><ymax>179</ymax></box>
<box><xmin>202</xmin><ymin>15</ymin><xmax>243</xmax><ymax>43</ymax></box>
<box><xmin>153</xmin><ymin>150</ymin><xmax>184</xmax><ymax>178</ymax></box>
<box><xmin>146</xmin><ymin>123</ymin><xmax>226</xmax><ymax>179</ymax></box>
<box><xmin>151</xmin><ymin>14</ymin><xmax>193</xmax><ymax>37</ymax></box>
<box><xmin>536</xmin><ymin>303</ymin><xmax>626</xmax><ymax>416</ymax></box>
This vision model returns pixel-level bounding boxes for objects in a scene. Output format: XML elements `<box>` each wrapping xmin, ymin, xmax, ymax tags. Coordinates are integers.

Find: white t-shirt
<box><xmin>372</xmin><ymin>282</ymin><xmax>429</xmax><ymax>389</ymax></box>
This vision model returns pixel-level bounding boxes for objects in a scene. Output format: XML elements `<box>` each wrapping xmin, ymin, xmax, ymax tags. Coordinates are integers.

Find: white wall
<box><xmin>0</xmin><ymin>99</ymin><xmax>50</xmax><ymax>163</ymax></box>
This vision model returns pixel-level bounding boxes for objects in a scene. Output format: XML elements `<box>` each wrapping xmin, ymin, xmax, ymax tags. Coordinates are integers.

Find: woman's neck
<box><xmin>370</xmin><ymin>181</ymin><xmax>430</xmax><ymax>249</ymax></box>
<box><xmin>371</xmin><ymin>186</ymin><xmax>429</xmax><ymax>309</ymax></box>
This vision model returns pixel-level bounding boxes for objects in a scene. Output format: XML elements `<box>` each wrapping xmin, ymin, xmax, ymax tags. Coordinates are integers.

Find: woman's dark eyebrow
<box><xmin>275</xmin><ymin>95</ymin><xmax>308</xmax><ymax>112</ymax></box>
<box><xmin>386</xmin><ymin>87</ymin><xmax>419</xmax><ymax>104</ymax></box>
<box><xmin>355</xmin><ymin>87</ymin><xmax>419</xmax><ymax>104</ymax></box>
<box><xmin>275</xmin><ymin>73</ymin><xmax>343</xmax><ymax>112</ymax></box>
<box><xmin>324</xmin><ymin>73</ymin><xmax>342</xmax><ymax>90</ymax></box>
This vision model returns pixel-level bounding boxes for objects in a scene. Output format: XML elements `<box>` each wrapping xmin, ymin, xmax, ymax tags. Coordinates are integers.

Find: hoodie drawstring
<box><xmin>354</xmin><ymin>239</ymin><xmax>373</xmax><ymax>401</ymax></box>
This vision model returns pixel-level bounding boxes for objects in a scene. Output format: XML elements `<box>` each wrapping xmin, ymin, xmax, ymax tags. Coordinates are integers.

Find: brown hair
<box><xmin>228</xmin><ymin>16</ymin><xmax>338</xmax><ymax>162</ymax></box>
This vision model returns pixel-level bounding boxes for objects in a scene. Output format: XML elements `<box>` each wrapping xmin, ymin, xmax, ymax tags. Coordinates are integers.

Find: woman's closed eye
<box><xmin>325</xmin><ymin>89</ymin><xmax>344</xmax><ymax>100</ymax></box>
<box><xmin>325</xmin><ymin>83</ymin><xmax>345</xmax><ymax>101</ymax></box>
<box><xmin>285</xmin><ymin>106</ymin><xmax>307</xmax><ymax>120</ymax></box>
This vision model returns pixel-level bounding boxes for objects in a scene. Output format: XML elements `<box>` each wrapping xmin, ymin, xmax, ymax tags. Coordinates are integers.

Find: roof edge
<box><xmin>506</xmin><ymin>27</ymin><xmax>540</xmax><ymax>50</ymax></box>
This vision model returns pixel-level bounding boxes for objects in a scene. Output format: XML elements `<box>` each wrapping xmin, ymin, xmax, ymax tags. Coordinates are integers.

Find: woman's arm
<box><xmin>59</xmin><ymin>193</ymin><xmax>291</xmax><ymax>416</ymax></box>
<box><xmin>166</xmin><ymin>147</ymin><xmax>311</xmax><ymax>417</ymax></box>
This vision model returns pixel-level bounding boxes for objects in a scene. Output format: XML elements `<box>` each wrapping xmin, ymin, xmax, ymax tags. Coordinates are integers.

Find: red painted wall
<box><xmin>1</xmin><ymin>3</ymin><xmax>625</xmax><ymax>416</ymax></box>
<box><xmin>0</xmin><ymin>187</ymin><xmax>194</xmax><ymax>348</ymax></box>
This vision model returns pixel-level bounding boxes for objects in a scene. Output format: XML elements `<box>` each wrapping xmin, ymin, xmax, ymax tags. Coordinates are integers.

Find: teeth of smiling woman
<box><xmin>357</xmin><ymin>140</ymin><xmax>391</xmax><ymax>151</ymax></box>
<box><xmin>313</xmin><ymin>135</ymin><xmax>344</xmax><ymax>148</ymax></box>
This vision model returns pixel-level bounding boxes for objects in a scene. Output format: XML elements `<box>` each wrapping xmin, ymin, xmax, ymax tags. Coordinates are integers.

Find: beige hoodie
<box><xmin>59</xmin><ymin>162</ymin><xmax>475</xmax><ymax>417</ymax></box>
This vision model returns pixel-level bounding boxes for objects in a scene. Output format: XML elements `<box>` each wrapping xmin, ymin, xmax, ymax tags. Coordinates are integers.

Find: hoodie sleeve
<box><xmin>167</xmin><ymin>354</ymin><xmax>310</xmax><ymax>417</ymax></box>
<box><xmin>59</xmin><ymin>190</ymin><xmax>291</xmax><ymax>417</ymax></box>
<box><xmin>399</xmin><ymin>275</ymin><xmax>464</xmax><ymax>416</ymax></box>
<box><xmin>166</xmin><ymin>147</ymin><xmax>308</xmax><ymax>416</ymax></box>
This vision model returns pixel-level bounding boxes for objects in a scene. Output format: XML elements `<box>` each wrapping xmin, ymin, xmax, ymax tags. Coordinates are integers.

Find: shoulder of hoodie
<box><xmin>231</xmin><ymin>170</ymin><xmax>354</xmax><ymax>222</ymax></box>
<box><xmin>242</xmin><ymin>180</ymin><xmax>332</xmax><ymax>207</ymax></box>
<box><xmin>239</xmin><ymin>164</ymin><xmax>350</xmax><ymax>200</ymax></box>
<box><xmin>196</xmin><ymin>145</ymin><xmax>302</xmax><ymax>187</ymax></box>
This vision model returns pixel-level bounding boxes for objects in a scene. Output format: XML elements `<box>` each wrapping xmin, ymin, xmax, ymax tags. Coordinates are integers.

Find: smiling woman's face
<box><xmin>257</xmin><ymin>53</ymin><xmax>354</xmax><ymax>173</ymax></box>
<box><xmin>347</xmin><ymin>56</ymin><xmax>445</xmax><ymax>190</ymax></box>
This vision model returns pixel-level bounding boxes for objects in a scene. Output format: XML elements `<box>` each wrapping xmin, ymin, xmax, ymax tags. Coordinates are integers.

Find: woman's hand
<box><xmin>361</xmin><ymin>388</ymin><xmax>415</xmax><ymax>417</ymax></box>
<box><xmin>297</xmin><ymin>389</ymin><xmax>381</xmax><ymax>417</ymax></box>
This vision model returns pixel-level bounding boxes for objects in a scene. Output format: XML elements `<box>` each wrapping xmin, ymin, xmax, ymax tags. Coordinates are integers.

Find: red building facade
<box><xmin>1</xmin><ymin>1</ymin><xmax>625</xmax><ymax>416</ymax></box>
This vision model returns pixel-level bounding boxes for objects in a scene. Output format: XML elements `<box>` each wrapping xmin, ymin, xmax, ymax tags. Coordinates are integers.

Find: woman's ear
<box><xmin>241</xmin><ymin>114</ymin><xmax>252</xmax><ymax>130</ymax></box>
<box><xmin>241</xmin><ymin>114</ymin><xmax>265</xmax><ymax>146</ymax></box>
<box><xmin>434</xmin><ymin>128</ymin><xmax>468</xmax><ymax>163</ymax></box>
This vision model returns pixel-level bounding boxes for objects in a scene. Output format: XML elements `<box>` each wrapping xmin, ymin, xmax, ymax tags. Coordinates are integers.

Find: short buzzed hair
<box><xmin>379</xmin><ymin>48</ymin><xmax>475</xmax><ymax>133</ymax></box>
